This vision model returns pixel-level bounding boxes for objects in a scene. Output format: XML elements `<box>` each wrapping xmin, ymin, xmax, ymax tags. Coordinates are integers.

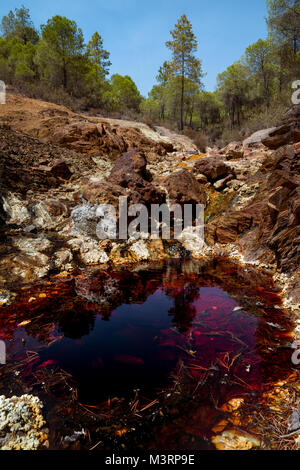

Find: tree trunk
<box><xmin>63</xmin><ymin>60</ymin><xmax>67</xmax><ymax>90</ymax></box>
<box><xmin>63</xmin><ymin>68</ymin><xmax>67</xmax><ymax>89</ymax></box>
<box><xmin>229</xmin><ymin>106</ymin><xmax>235</xmax><ymax>131</ymax></box>
<box><xmin>189</xmin><ymin>104</ymin><xmax>194</xmax><ymax>127</ymax></box>
<box><xmin>180</xmin><ymin>73</ymin><xmax>184</xmax><ymax>132</ymax></box>
<box><xmin>262</xmin><ymin>68</ymin><xmax>269</xmax><ymax>115</ymax></box>
<box><xmin>279</xmin><ymin>69</ymin><xmax>283</xmax><ymax>94</ymax></box>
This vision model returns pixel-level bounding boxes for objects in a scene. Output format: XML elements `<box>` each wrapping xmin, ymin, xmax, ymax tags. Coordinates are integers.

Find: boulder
<box><xmin>243</xmin><ymin>128</ymin><xmax>276</xmax><ymax>148</ymax></box>
<box><xmin>220</xmin><ymin>141</ymin><xmax>244</xmax><ymax>160</ymax></box>
<box><xmin>37</xmin><ymin>159</ymin><xmax>72</xmax><ymax>180</ymax></box>
<box><xmin>108</xmin><ymin>149</ymin><xmax>165</xmax><ymax>206</ymax></box>
<box><xmin>261</xmin><ymin>105</ymin><xmax>300</xmax><ymax>150</ymax></box>
<box><xmin>213</xmin><ymin>175</ymin><xmax>234</xmax><ymax>191</ymax></box>
<box><xmin>162</xmin><ymin>169</ymin><xmax>207</xmax><ymax>205</ymax></box>
<box><xmin>262</xmin><ymin>123</ymin><xmax>300</xmax><ymax>150</ymax></box>
<box><xmin>109</xmin><ymin>149</ymin><xmax>149</xmax><ymax>185</ymax></box>
<box><xmin>262</xmin><ymin>124</ymin><xmax>295</xmax><ymax>149</ymax></box>
<box><xmin>193</xmin><ymin>156</ymin><xmax>232</xmax><ymax>182</ymax></box>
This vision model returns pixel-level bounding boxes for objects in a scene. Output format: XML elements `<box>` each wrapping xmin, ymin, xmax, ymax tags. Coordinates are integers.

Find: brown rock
<box><xmin>162</xmin><ymin>169</ymin><xmax>207</xmax><ymax>205</ymax></box>
<box><xmin>41</xmin><ymin>159</ymin><xmax>72</xmax><ymax>180</ymax></box>
<box><xmin>291</xmin><ymin>196</ymin><xmax>300</xmax><ymax>225</ymax></box>
<box><xmin>206</xmin><ymin>143</ymin><xmax>300</xmax><ymax>284</ymax></box>
<box><xmin>193</xmin><ymin>157</ymin><xmax>232</xmax><ymax>182</ymax></box>
<box><xmin>109</xmin><ymin>149</ymin><xmax>148</xmax><ymax>185</ymax></box>
<box><xmin>243</xmin><ymin>128</ymin><xmax>276</xmax><ymax>149</ymax></box>
<box><xmin>267</xmin><ymin>186</ymin><xmax>290</xmax><ymax>218</ymax></box>
<box><xmin>262</xmin><ymin>105</ymin><xmax>300</xmax><ymax>150</ymax></box>
<box><xmin>52</xmin><ymin>121</ymin><xmax>128</xmax><ymax>158</ymax></box>
<box><xmin>108</xmin><ymin>149</ymin><xmax>165</xmax><ymax>206</ymax></box>
<box><xmin>77</xmin><ymin>180</ymin><xmax>128</xmax><ymax>208</ymax></box>
<box><xmin>262</xmin><ymin>124</ymin><xmax>294</xmax><ymax>149</ymax></box>
<box><xmin>206</xmin><ymin>211</ymin><xmax>253</xmax><ymax>244</ymax></box>
<box><xmin>214</xmin><ymin>174</ymin><xmax>234</xmax><ymax>191</ymax></box>
<box><xmin>51</xmin><ymin>120</ymin><xmax>176</xmax><ymax>161</ymax></box>
<box><xmin>221</xmin><ymin>141</ymin><xmax>244</xmax><ymax>160</ymax></box>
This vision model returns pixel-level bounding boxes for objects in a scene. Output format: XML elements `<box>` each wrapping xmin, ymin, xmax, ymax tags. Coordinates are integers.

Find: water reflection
<box><xmin>0</xmin><ymin>258</ymin><xmax>295</xmax><ymax>404</ymax></box>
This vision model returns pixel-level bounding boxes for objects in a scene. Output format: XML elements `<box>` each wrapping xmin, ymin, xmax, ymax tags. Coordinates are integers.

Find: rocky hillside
<box><xmin>0</xmin><ymin>90</ymin><xmax>299</xmax><ymax>310</ymax></box>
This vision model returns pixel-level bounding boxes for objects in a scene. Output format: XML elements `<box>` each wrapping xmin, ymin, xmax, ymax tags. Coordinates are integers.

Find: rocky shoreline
<box><xmin>1</xmin><ymin>94</ymin><xmax>299</xmax><ymax>304</ymax></box>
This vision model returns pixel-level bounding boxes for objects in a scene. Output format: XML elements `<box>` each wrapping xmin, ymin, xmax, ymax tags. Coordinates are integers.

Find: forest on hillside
<box><xmin>0</xmin><ymin>0</ymin><xmax>299</xmax><ymax>146</ymax></box>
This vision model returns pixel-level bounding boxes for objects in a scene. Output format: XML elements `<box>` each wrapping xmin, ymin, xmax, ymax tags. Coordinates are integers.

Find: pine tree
<box><xmin>166</xmin><ymin>14</ymin><xmax>203</xmax><ymax>131</ymax></box>
<box><xmin>266</xmin><ymin>0</ymin><xmax>300</xmax><ymax>77</ymax></box>
<box><xmin>86</xmin><ymin>32</ymin><xmax>111</xmax><ymax>76</ymax></box>
<box><xmin>245</xmin><ymin>38</ymin><xmax>276</xmax><ymax>113</ymax></box>
<box><xmin>37</xmin><ymin>16</ymin><xmax>84</xmax><ymax>90</ymax></box>
<box><xmin>1</xmin><ymin>5</ymin><xmax>39</xmax><ymax>44</ymax></box>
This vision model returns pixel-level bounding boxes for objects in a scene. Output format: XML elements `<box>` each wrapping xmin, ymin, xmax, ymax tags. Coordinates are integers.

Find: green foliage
<box><xmin>166</xmin><ymin>14</ymin><xmax>203</xmax><ymax>130</ymax></box>
<box><xmin>213</xmin><ymin>0</ymin><xmax>299</xmax><ymax>142</ymax></box>
<box><xmin>146</xmin><ymin>16</ymin><xmax>205</xmax><ymax>131</ymax></box>
<box><xmin>10</xmin><ymin>40</ymin><xmax>37</xmax><ymax>80</ymax></box>
<box><xmin>267</xmin><ymin>0</ymin><xmax>300</xmax><ymax>55</ymax></box>
<box><xmin>244</xmin><ymin>38</ymin><xmax>278</xmax><ymax>112</ymax></box>
<box><xmin>0</xmin><ymin>5</ymin><xmax>39</xmax><ymax>44</ymax></box>
<box><xmin>105</xmin><ymin>74</ymin><xmax>142</xmax><ymax>112</ymax></box>
<box><xmin>86</xmin><ymin>31</ymin><xmax>111</xmax><ymax>75</ymax></box>
<box><xmin>0</xmin><ymin>7</ymin><xmax>144</xmax><ymax>113</ymax></box>
<box><xmin>217</xmin><ymin>62</ymin><xmax>249</xmax><ymax>129</ymax></box>
<box><xmin>140</xmin><ymin>97</ymin><xmax>161</xmax><ymax>121</ymax></box>
<box><xmin>266</xmin><ymin>0</ymin><xmax>300</xmax><ymax>92</ymax></box>
<box><xmin>195</xmin><ymin>91</ymin><xmax>222</xmax><ymax>128</ymax></box>
<box><xmin>166</xmin><ymin>14</ymin><xmax>202</xmax><ymax>85</ymax></box>
<box><xmin>0</xmin><ymin>4</ymin><xmax>297</xmax><ymax>137</ymax></box>
<box><xmin>37</xmin><ymin>15</ymin><xmax>85</xmax><ymax>90</ymax></box>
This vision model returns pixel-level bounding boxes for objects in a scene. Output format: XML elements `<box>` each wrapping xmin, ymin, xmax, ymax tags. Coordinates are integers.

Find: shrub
<box><xmin>184</xmin><ymin>128</ymin><xmax>209</xmax><ymax>152</ymax></box>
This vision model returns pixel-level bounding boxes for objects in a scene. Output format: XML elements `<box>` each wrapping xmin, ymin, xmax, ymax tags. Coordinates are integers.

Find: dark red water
<box><xmin>0</xmin><ymin>258</ymin><xmax>294</xmax><ymax>409</ymax></box>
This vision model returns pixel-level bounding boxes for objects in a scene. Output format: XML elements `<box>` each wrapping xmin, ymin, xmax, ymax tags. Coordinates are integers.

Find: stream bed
<box><xmin>0</xmin><ymin>257</ymin><xmax>297</xmax><ymax>450</ymax></box>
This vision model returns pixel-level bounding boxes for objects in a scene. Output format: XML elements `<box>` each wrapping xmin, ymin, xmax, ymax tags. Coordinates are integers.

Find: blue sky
<box><xmin>1</xmin><ymin>0</ymin><xmax>268</xmax><ymax>96</ymax></box>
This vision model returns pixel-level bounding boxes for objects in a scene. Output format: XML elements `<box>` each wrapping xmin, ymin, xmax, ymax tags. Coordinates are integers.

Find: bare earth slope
<box><xmin>0</xmin><ymin>88</ymin><xmax>196</xmax><ymax>159</ymax></box>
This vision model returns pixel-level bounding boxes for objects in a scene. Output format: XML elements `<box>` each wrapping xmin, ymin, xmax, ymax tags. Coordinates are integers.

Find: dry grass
<box><xmin>249</xmin><ymin>379</ymin><xmax>300</xmax><ymax>450</ymax></box>
<box><xmin>184</xmin><ymin>128</ymin><xmax>209</xmax><ymax>152</ymax></box>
